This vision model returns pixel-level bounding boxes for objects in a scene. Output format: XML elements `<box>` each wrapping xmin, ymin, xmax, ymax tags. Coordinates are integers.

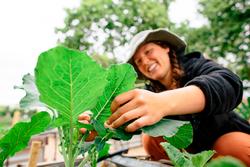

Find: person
<box><xmin>79</xmin><ymin>28</ymin><xmax>250</xmax><ymax>165</ymax></box>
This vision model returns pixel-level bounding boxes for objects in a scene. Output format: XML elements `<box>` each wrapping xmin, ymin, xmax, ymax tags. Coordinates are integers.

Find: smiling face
<box><xmin>133</xmin><ymin>42</ymin><xmax>172</xmax><ymax>86</ymax></box>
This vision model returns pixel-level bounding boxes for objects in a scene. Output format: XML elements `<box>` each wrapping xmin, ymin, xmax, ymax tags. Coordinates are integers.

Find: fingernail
<box><xmin>111</xmin><ymin>123</ymin><xmax>116</xmax><ymax>128</ymax></box>
<box><xmin>125</xmin><ymin>126</ymin><xmax>132</xmax><ymax>132</ymax></box>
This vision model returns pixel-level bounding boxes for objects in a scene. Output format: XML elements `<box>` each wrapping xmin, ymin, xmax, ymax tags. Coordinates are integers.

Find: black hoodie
<box><xmin>148</xmin><ymin>51</ymin><xmax>250</xmax><ymax>152</ymax></box>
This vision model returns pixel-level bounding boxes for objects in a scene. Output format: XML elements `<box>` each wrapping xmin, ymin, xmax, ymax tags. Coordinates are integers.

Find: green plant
<box><xmin>0</xmin><ymin>46</ymin><xmax>193</xmax><ymax>167</ymax></box>
<box><xmin>161</xmin><ymin>142</ymin><xmax>214</xmax><ymax>167</ymax></box>
<box><xmin>236</xmin><ymin>97</ymin><xmax>250</xmax><ymax>121</ymax></box>
<box><xmin>161</xmin><ymin>142</ymin><xmax>246</xmax><ymax>167</ymax></box>
<box><xmin>205</xmin><ymin>156</ymin><xmax>246</xmax><ymax>167</ymax></box>
<box><xmin>0</xmin><ymin>112</ymin><xmax>51</xmax><ymax>165</ymax></box>
<box><xmin>2</xmin><ymin>46</ymin><xmax>244</xmax><ymax>167</ymax></box>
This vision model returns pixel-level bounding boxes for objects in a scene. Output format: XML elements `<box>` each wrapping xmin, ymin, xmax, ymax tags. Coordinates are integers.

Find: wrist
<box><xmin>158</xmin><ymin>91</ymin><xmax>176</xmax><ymax>117</ymax></box>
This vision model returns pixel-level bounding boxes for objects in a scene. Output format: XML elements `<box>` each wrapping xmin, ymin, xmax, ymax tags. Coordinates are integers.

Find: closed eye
<box><xmin>135</xmin><ymin>59</ymin><xmax>142</xmax><ymax>65</ymax></box>
<box><xmin>145</xmin><ymin>48</ymin><xmax>153</xmax><ymax>55</ymax></box>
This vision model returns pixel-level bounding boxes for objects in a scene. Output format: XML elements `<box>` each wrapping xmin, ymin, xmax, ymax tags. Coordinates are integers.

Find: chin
<box><xmin>148</xmin><ymin>75</ymin><xmax>161</xmax><ymax>81</ymax></box>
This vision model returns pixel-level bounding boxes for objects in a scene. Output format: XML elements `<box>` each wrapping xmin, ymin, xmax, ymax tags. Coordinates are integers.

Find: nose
<box><xmin>141</xmin><ymin>56</ymin><xmax>150</xmax><ymax>66</ymax></box>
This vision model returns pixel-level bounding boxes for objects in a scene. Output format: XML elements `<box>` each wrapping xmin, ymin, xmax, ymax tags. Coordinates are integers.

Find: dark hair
<box><xmin>132</xmin><ymin>41</ymin><xmax>184</xmax><ymax>92</ymax></box>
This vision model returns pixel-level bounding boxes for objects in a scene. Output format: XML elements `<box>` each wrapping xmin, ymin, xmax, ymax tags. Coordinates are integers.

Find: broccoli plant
<box><xmin>0</xmin><ymin>46</ymin><xmax>196</xmax><ymax>167</ymax></box>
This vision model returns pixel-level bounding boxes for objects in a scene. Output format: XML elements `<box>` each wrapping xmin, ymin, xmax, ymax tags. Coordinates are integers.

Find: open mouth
<box><xmin>148</xmin><ymin>63</ymin><xmax>157</xmax><ymax>73</ymax></box>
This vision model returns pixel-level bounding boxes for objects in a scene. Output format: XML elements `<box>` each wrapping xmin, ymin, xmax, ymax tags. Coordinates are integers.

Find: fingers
<box><xmin>111</xmin><ymin>89</ymin><xmax>137</xmax><ymax>113</ymax></box>
<box><xmin>80</xmin><ymin>127</ymin><xmax>87</xmax><ymax>134</ymax></box>
<box><xmin>78</xmin><ymin>120</ymin><xmax>90</xmax><ymax>124</ymax></box>
<box><xmin>78</xmin><ymin>111</ymin><xmax>92</xmax><ymax>121</ymax></box>
<box><xmin>111</xmin><ymin>107</ymin><xmax>143</xmax><ymax>129</ymax></box>
<box><xmin>125</xmin><ymin>116</ymin><xmax>149</xmax><ymax>132</ymax></box>
<box><xmin>79</xmin><ymin>128</ymin><xmax>97</xmax><ymax>141</ymax></box>
<box><xmin>85</xmin><ymin>131</ymin><xmax>98</xmax><ymax>141</ymax></box>
<box><xmin>78</xmin><ymin>111</ymin><xmax>95</xmax><ymax>141</ymax></box>
<box><xmin>107</xmin><ymin>98</ymin><xmax>138</xmax><ymax>125</ymax></box>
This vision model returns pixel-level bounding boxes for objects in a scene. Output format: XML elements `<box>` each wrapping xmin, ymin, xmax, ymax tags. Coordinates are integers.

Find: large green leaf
<box><xmin>142</xmin><ymin>118</ymin><xmax>193</xmax><ymax>148</ymax></box>
<box><xmin>98</xmin><ymin>143</ymin><xmax>110</xmax><ymax>159</ymax></box>
<box><xmin>35</xmin><ymin>46</ymin><xmax>107</xmax><ymax>126</ymax></box>
<box><xmin>0</xmin><ymin>112</ymin><xmax>51</xmax><ymax>166</ymax></box>
<box><xmin>91</xmin><ymin>64</ymin><xmax>137</xmax><ymax>138</ymax></box>
<box><xmin>92</xmin><ymin>64</ymin><xmax>137</xmax><ymax>123</ymax></box>
<box><xmin>142</xmin><ymin>119</ymin><xmax>190</xmax><ymax>137</ymax></box>
<box><xmin>206</xmin><ymin>156</ymin><xmax>246</xmax><ymax>167</ymax></box>
<box><xmin>161</xmin><ymin>142</ymin><xmax>214</xmax><ymax>167</ymax></box>
<box><xmin>189</xmin><ymin>151</ymin><xmax>215</xmax><ymax>167</ymax></box>
<box><xmin>111</xmin><ymin>127</ymin><xmax>134</xmax><ymax>141</ymax></box>
<box><xmin>164</xmin><ymin>123</ymin><xmax>193</xmax><ymax>149</ymax></box>
<box><xmin>14</xmin><ymin>73</ymin><xmax>46</xmax><ymax>110</ymax></box>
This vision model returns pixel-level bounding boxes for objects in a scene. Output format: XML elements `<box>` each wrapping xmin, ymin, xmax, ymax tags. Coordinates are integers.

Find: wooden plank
<box><xmin>109</xmin><ymin>155</ymin><xmax>173</xmax><ymax>167</ymax></box>
<box><xmin>11</xmin><ymin>111</ymin><xmax>21</xmax><ymax>126</ymax></box>
<box><xmin>28</xmin><ymin>141</ymin><xmax>42</xmax><ymax>167</ymax></box>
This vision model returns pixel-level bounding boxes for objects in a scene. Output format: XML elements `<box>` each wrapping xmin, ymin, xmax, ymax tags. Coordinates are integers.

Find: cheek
<box><xmin>138</xmin><ymin>66</ymin><xmax>147</xmax><ymax>75</ymax></box>
<box><xmin>161</xmin><ymin>55</ymin><xmax>171</xmax><ymax>67</ymax></box>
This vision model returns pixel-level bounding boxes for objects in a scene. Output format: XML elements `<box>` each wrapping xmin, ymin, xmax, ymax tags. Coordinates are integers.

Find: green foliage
<box><xmin>205</xmin><ymin>156</ymin><xmax>246</xmax><ymax>167</ymax></box>
<box><xmin>164</xmin><ymin>123</ymin><xmax>193</xmax><ymax>149</ymax></box>
<box><xmin>0</xmin><ymin>112</ymin><xmax>51</xmax><ymax>166</ymax></box>
<box><xmin>0</xmin><ymin>106</ymin><xmax>38</xmax><ymax>141</ymax></box>
<box><xmin>176</xmin><ymin>0</ymin><xmax>250</xmax><ymax>79</ymax></box>
<box><xmin>161</xmin><ymin>142</ymin><xmax>214</xmax><ymax>167</ymax></box>
<box><xmin>236</xmin><ymin>96</ymin><xmax>250</xmax><ymax>120</ymax></box>
<box><xmin>98</xmin><ymin>143</ymin><xmax>110</xmax><ymax>159</ymax></box>
<box><xmin>36</xmin><ymin>46</ymin><xmax>108</xmax><ymax>127</ymax></box>
<box><xmin>56</xmin><ymin>0</ymin><xmax>173</xmax><ymax>57</ymax></box>
<box><xmin>49</xmin><ymin>0</ymin><xmax>250</xmax><ymax>165</ymax></box>
<box><xmin>0</xmin><ymin>129</ymin><xmax>8</xmax><ymax>140</ymax></box>
<box><xmin>34</xmin><ymin>46</ymin><xmax>138</xmax><ymax>166</ymax></box>
<box><xmin>1</xmin><ymin>46</ymin><xmax>195</xmax><ymax>167</ymax></box>
<box><xmin>14</xmin><ymin>74</ymin><xmax>46</xmax><ymax>110</ymax></box>
<box><xmin>57</xmin><ymin>0</ymin><xmax>249</xmax><ymax>79</ymax></box>
<box><xmin>91</xmin><ymin>54</ymin><xmax>117</xmax><ymax>68</ymax></box>
<box><xmin>142</xmin><ymin>119</ymin><xmax>193</xmax><ymax>149</ymax></box>
<box><xmin>92</xmin><ymin>64</ymin><xmax>137</xmax><ymax>126</ymax></box>
<box><xmin>0</xmin><ymin>107</ymin><xmax>11</xmax><ymax>138</ymax></box>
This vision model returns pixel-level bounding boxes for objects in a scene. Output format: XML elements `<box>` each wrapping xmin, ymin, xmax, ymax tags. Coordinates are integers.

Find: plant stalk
<box><xmin>58</xmin><ymin>127</ymin><xmax>69</xmax><ymax>166</ymax></box>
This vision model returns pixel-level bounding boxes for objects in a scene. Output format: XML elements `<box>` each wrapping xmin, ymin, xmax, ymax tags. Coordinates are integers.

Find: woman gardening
<box><xmin>79</xmin><ymin>28</ymin><xmax>250</xmax><ymax>165</ymax></box>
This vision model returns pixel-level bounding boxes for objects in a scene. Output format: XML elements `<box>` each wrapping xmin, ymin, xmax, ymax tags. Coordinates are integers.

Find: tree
<box><xmin>56</xmin><ymin>0</ymin><xmax>249</xmax><ymax>80</ymax></box>
<box><xmin>56</xmin><ymin>0</ymin><xmax>174</xmax><ymax>62</ymax></box>
<box><xmin>175</xmin><ymin>0</ymin><xmax>250</xmax><ymax>79</ymax></box>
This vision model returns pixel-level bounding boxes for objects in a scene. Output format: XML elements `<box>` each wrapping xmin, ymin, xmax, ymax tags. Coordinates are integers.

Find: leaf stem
<box><xmin>78</xmin><ymin>145</ymin><xmax>97</xmax><ymax>167</ymax></box>
<box><xmin>73</xmin><ymin>131</ymin><xmax>90</xmax><ymax>160</ymax></box>
<box><xmin>68</xmin><ymin>128</ymin><xmax>74</xmax><ymax>167</ymax></box>
<box><xmin>68</xmin><ymin>57</ymin><xmax>75</xmax><ymax>167</ymax></box>
<box><xmin>78</xmin><ymin>131</ymin><xmax>113</xmax><ymax>167</ymax></box>
<box><xmin>58</xmin><ymin>127</ymin><xmax>69</xmax><ymax>166</ymax></box>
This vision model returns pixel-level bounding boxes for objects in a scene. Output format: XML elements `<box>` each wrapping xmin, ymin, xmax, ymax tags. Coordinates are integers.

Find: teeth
<box><xmin>148</xmin><ymin>63</ymin><xmax>157</xmax><ymax>72</ymax></box>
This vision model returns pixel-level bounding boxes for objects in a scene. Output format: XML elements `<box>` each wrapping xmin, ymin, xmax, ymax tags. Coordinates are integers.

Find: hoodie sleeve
<box><xmin>181</xmin><ymin>52</ymin><xmax>243</xmax><ymax>117</ymax></box>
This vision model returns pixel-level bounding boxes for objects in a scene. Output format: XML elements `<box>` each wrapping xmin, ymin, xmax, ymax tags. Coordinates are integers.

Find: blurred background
<box><xmin>0</xmin><ymin>0</ymin><xmax>249</xmax><ymax>165</ymax></box>
<box><xmin>1</xmin><ymin>0</ymin><xmax>250</xmax><ymax>139</ymax></box>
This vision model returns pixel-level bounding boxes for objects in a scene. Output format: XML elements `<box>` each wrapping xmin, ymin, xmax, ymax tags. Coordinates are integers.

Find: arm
<box><xmin>107</xmin><ymin>85</ymin><xmax>205</xmax><ymax>132</ymax></box>
<box><xmin>107</xmin><ymin>52</ymin><xmax>243</xmax><ymax>132</ymax></box>
<box><xmin>181</xmin><ymin>52</ymin><xmax>243</xmax><ymax>117</ymax></box>
<box><xmin>159</xmin><ymin>85</ymin><xmax>205</xmax><ymax>115</ymax></box>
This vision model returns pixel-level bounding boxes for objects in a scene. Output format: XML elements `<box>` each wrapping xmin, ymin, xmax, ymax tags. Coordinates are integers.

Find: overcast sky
<box><xmin>0</xmin><ymin>0</ymin><xmax>206</xmax><ymax>106</ymax></box>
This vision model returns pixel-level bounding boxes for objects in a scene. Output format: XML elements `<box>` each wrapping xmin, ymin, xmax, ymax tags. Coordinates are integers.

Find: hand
<box><xmin>78</xmin><ymin>111</ymin><xmax>97</xmax><ymax>141</ymax></box>
<box><xmin>106</xmin><ymin>89</ymin><xmax>166</xmax><ymax>132</ymax></box>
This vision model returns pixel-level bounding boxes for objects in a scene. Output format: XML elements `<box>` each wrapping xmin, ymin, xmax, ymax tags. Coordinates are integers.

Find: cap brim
<box><xmin>145</xmin><ymin>29</ymin><xmax>186</xmax><ymax>53</ymax></box>
<box><xmin>126</xmin><ymin>28</ymin><xmax>186</xmax><ymax>63</ymax></box>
